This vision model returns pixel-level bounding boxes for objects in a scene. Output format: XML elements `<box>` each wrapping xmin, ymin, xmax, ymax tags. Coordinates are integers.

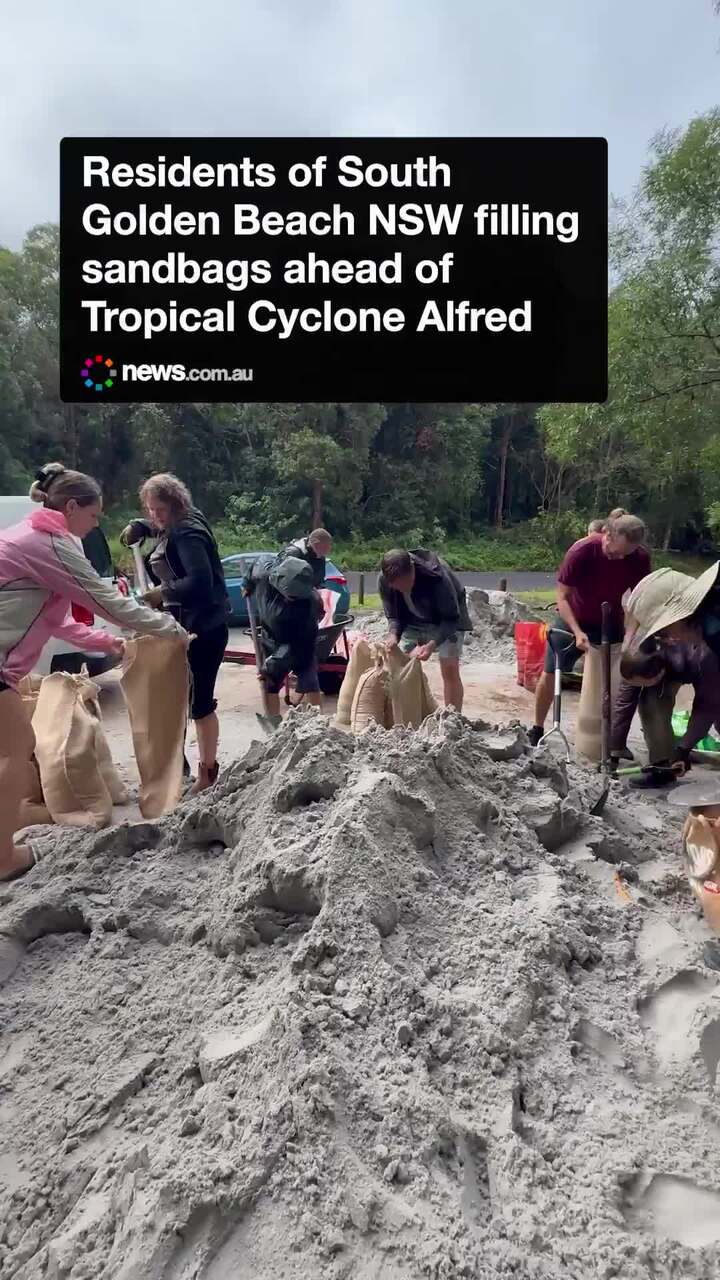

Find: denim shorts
<box><xmin>399</xmin><ymin>625</ymin><xmax>463</xmax><ymax>660</ymax></box>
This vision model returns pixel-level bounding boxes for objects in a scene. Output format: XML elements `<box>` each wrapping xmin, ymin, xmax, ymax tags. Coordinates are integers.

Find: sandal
<box><xmin>0</xmin><ymin>845</ymin><xmax>40</xmax><ymax>884</ymax></box>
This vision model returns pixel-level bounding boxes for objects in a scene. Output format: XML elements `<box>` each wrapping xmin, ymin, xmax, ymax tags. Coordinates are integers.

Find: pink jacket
<box><xmin>0</xmin><ymin>508</ymin><xmax>185</xmax><ymax>687</ymax></box>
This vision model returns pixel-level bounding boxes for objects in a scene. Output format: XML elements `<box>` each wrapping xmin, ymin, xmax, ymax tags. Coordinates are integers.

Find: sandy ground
<box><xmin>91</xmin><ymin>624</ymin><xmax>695</xmax><ymax>824</ymax></box>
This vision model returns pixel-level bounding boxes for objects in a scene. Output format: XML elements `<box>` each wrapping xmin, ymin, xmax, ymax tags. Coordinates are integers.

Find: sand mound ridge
<box><xmin>1</xmin><ymin>709</ymin><xmax>719</xmax><ymax>1279</ymax></box>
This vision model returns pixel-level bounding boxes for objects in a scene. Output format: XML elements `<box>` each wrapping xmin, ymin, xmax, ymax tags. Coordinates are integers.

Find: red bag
<box><xmin>515</xmin><ymin>621</ymin><xmax>547</xmax><ymax>691</ymax></box>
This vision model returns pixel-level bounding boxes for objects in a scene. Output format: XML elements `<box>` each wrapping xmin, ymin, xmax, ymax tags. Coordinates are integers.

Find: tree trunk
<box><xmin>662</xmin><ymin>519</ymin><xmax>672</xmax><ymax>551</ymax></box>
<box><xmin>311</xmin><ymin>479</ymin><xmax>323</xmax><ymax>529</ymax></box>
<box><xmin>495</xmin><ymin>417</ymin><xmax>513</xmax><ymax>529</ymax></box>
<box><xmin>64</xmin><ymin>403</ymin><xmax>79</xmax><ymax>468</ymax></box>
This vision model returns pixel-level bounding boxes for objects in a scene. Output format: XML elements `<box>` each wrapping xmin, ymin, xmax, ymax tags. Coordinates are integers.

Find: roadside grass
<box><xmin>351</xmin><ymin>592</ymin><xmax>381</xmax><ymax>612</ymax></box>
<box><xmin>515</xmin><ymin>589</ymin><xmax>556</xmax><ymax>610</ymax></box>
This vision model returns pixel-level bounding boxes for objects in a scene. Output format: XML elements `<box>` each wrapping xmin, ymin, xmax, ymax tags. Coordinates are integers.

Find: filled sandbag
<box><xmin>683</xmin><ymin>810</ymin><xmax>720</xmax><ymax>934</ymax></box>
<box><xmin>15</xmin><ymin>757</ymin><xmax>53</xmax><ymax>832</ymax></box>
<box><xmin>13</xmin><ymin>677</ymin><xmax>53</xmax><ymax>832</ymax></box>
<box><xmin>575</xmin><ymin>641</ymin><xmax>622</xmax><ymax>763</ymax></box>
<box><xmin>121</xmin><ymin>634</ymin><xmax>189</xmax><ymax>818</ymax></box>
<box><xmin>336</xmin><ymin>638</ymin><xmax>373</xmax><ymax>725</ymax></box>
<box><xmin>33</xmin><ymin>673</ymin><xmax>113</xmax><ymax>828</ymax></box>
<box><xmin>76</xmin><ymin>673</ymin><xmax>129</xmax><ymax>805</ymax></box>
<box><xmin>351</xmin><ymin>654</ymin><xmax>389</xmax><ymax>733</ymax></box>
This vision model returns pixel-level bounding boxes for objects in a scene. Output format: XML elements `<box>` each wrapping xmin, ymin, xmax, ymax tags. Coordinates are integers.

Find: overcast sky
<box><xmin>1</xmin><ymin>0</ymin><xmax>718</xmax><ymax>248</ymax></box>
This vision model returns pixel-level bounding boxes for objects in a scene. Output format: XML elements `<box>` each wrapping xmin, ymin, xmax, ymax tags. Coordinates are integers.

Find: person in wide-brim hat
<box><xmin>625</xmin><ymin>562</ymin><xmax>720</xmax><ymax>646</ymax></box>
<box><xmin>613</xmin><ymin>561</ymin><xmax>720</xmax><ymax>786</ymax></box>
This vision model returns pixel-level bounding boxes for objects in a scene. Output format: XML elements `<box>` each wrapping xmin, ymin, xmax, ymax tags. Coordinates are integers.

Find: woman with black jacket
<box><xmin>121</xmin><ymin>474</ymin><xmax>229</xmax><ymax>793</ymax></box>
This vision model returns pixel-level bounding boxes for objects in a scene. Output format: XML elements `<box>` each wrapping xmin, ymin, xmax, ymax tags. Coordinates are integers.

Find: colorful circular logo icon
<box><xmin>81</xmin><ymin>355</ymin><xmax>116</xmax><ymax>391</ymax></box>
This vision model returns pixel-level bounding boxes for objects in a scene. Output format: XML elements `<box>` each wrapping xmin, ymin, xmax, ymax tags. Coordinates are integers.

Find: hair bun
<box><xmin>29</xmin><ymin>462</ymin><xmax>66</xmax><ymax>503</ymax></box>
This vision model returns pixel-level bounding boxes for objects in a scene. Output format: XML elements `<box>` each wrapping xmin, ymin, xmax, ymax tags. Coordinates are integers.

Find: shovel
<box><xmin>589</xmin><ymin>601</ymin><xmax>612</xmax><ymax>816</ymax></box>
<box><xmin>537</xmin><ymin>628</ymin><xmax>575</xmax><ymax>762</ymax></box>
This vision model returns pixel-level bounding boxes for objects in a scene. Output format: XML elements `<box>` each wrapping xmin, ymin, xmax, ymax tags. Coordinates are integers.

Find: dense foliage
<box><xmin>1</xmin><ymin>113</ymin><xmax>717</xmax><ymax>562</ymax></box>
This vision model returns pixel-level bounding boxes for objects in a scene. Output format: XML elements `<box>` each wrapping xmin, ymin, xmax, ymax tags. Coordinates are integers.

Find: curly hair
<box><xmin>139</xmin><ymin>473</ymin><xmax>193</xmax><ymax>520</ymax></box>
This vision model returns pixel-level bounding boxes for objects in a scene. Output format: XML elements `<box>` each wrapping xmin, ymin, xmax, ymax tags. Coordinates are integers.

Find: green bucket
<box><xmin>673</xmin><ymin>707</ymin><xmax>720</xmax><ymax>753</ymax></box>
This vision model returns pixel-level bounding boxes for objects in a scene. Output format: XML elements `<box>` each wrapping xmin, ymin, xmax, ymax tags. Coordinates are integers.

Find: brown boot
<box><xmin>190</xmin><ymin>762</ymin><xmax>219</xmax><ymax>795</ymax></box>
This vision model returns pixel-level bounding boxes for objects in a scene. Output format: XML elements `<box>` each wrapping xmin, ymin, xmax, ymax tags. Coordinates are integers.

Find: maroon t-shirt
<box><xmin>557</xmin><ymin>535</ymin><xmax>651</xmax><ymax>631</ymax></box>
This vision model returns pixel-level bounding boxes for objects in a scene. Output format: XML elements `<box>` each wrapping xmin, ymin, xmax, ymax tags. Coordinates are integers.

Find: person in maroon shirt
<box><xmin>528</xmin><ymin>513</ymin><xmax>651</xmax><ymax>745</ymax></box>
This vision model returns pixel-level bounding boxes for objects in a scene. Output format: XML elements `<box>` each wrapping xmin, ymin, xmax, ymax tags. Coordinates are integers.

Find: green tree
<box><xmin>542</xmin><ymin>111</ymin><xmax>720</xmax><ymax>544</ymax></box>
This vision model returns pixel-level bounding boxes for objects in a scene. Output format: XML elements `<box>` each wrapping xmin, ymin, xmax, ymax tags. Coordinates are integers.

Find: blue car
<box><xmin>222</xmin><ymin>552</ymin><xmax>351</xmax><ymax>625</ymax></box>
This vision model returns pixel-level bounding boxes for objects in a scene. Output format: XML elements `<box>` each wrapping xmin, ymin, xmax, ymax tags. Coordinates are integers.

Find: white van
<box><xmin>0</xmin><ymin>496</ymin><xmax>128</xmax><ymax>677</ymax></box>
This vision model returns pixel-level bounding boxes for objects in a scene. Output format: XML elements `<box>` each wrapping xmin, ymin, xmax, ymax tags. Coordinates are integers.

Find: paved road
<box><xmin>343</xmin><ymin>569</ymin><xmax>556</xmax><ymax>594</ymax></box>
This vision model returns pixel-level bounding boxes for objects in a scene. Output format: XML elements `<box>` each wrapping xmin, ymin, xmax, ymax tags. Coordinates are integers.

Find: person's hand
<box><xmin>109</xmin><ymin>638</ymin><xmax>126</xmax><ymax>659</ymax></box>
<box><xmin>385</xmin><ymin>634</ymin><xmax>399</xmax><ymax>651</ymax></box>
<box><xmin>411</xmin><ymin>642</ymin><xmax>436</xmax><ymax>662</ymax></box>
<box><xmin>140</xmin><ymin>587</ymin><xmax>164</xmax><ymax>609</ymax></box>
<box><xmin>119</xmin><ymin>523</ymin><xmax>141</xmax><ymax>548</ymax></box>
<box><xmin>574</xmin><ymin>630</ymin><xmax>590</xmax><ymax>653</ymax></box>
<box><xmin>672</xmin><ymin>745</ymin><xmax>692</xmax><ymax>775</ymax></box>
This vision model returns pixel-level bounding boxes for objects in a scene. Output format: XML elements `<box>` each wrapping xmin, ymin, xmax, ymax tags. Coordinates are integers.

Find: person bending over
<box><xmin>0</xmin><ymin>464</ymin><xmax>187</xmax><ymax>881</ymax></box>
<box><xmin>280</xmin><ymin>528</ymin><xmax>332</xmax><ymax>589</ymax></box>
<box><xmin>611</xmin><ymin>565</ymin><xmax>720</xmax><ymax>785</ymax></box>
<box><xmin>378</xmin><ymin>547</ymin><xmax>471</xmax><ymax>712</ymax></box>
<box><xmin>250</xmin><ymin>556</ymin><xmax>324</xmax><ymax>731</ymax></box>
<box><xmin>527</xmin><ymin>512</ymin><xmax>650</xmax><ymax>746</ymax></box>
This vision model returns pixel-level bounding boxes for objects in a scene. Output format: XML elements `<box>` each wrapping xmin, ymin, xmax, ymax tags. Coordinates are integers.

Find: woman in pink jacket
<box><xmin>0</xmin><ymin>463</ymin><xmax>188</xmax><ymax>882</ymax></box>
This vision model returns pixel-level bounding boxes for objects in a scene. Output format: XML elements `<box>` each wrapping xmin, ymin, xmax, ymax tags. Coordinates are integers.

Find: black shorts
<box><xmin>188</xmin><ymin>624</ymin><xmax>228</xmax><ymax>720</ymax></box>
<box><xmin>542</xmin><ymin>615</ymin><xmax>622</xmax><ymax>673</ymax></box>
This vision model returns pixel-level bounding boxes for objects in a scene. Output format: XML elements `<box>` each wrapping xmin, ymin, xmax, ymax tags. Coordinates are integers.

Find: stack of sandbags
<box><xmin>340</xmin><ymin>642</ymin><xmax>437</xmax><ymax>734</ymax></box>
<box><xmin>29</xmin><ymin>670</ymin><xmax>128</xmax><ymax>830</ymax></box>
<box><xmin>120</xmin><ymin>634</ymin><xmax>189</xmax><ymax>819</ymax></box>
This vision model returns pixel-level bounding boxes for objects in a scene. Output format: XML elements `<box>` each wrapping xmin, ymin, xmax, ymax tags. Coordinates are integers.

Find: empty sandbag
<box><xmin>351</xmin><ymin>655</ymin><xmax>389</xmax><ymax>733</ymax></box>
<box><xmin>16</xmin><ymin>674</ymin><xmax>42</xmax><ymax>698</ymax></box>
<box><xmin>337</xmin><ymin>638</ymin><xmax>373</xmax><ymax>725</ymax></box>
<box><xmin>386</xmin><ymin>649</ymin><xmax>438</xmax><ymax>728</ymax></box>
<box><xmin>33</xmin><ymin>673</ymin><xmax>113</xmax><ymax>828</ymax></box>
<box><xmin>121</xmin><ymin>634</ymin><xmax>189</xmax><ymax>818</ymax></box>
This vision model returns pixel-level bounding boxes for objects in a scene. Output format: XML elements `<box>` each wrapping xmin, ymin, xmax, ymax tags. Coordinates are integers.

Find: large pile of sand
<box><xmin>1</xmin><ymin>710</ymin><xmax>719</xmax><ymax>1279</ymax></box>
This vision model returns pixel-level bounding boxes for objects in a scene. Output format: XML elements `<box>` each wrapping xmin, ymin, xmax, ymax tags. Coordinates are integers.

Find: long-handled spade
<box><xmin>537</xmin><ymin>628</ymin><xmax>576</xmax><ymax>763</ymax></box>
<box><xmin>589</xmin><ymin>601</ymin><xmax>613</xmax><ymax>816</ymax></box>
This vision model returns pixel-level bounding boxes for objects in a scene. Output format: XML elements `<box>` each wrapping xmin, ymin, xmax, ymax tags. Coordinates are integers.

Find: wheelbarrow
<box><xmin>222</xmin><ymin>612</ymin><xmax>355</xmax><ymax>701</ymax></box>
<box><xmin>286</xmin><ymin>613</ymin><xmax>355</xmax><ymax>702</ymax></box>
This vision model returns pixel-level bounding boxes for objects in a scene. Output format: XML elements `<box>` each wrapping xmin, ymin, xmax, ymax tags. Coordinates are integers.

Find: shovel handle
<box><xmin>601</xmin><ymin>601</ymin><xmax>611</xmax><ymax>775</ymax></box>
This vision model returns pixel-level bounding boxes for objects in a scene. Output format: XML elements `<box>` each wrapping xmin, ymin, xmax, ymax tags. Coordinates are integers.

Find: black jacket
<box><xmin>128</xmin><ymin>508</ymin><xmax>229</xmax><ymax>634</ymax></box>
<box><xmin>279</xmin><ymin>537</ymin><xmax>327</xmax><ymax>589</ymax></box>
<box><xmin>378</xmin><ymin>548</ymin><xmax>472</xmax><ymax>647</ymax></box>
<box><xmin>250</xmin><ymin>560</ymin><xmax>321</xmax><ymax>678</ymax></box>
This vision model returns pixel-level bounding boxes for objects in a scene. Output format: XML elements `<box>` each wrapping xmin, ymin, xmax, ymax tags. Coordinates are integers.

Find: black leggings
<box><xmin>188</xmin><ymin>625</ymin><xmax>228</xmax><ymax>720</ymax></box>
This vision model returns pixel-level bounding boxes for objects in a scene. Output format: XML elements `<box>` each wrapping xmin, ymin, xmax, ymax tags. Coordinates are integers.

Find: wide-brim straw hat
<box><xmin>625</xmin><ymin>562</ymin><xmax>720</xmax><ymax>645</ymax></box>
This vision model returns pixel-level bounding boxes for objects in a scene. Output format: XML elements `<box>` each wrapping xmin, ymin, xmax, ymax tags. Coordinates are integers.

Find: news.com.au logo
<box><xmin>81</xmin><ymin>354</ymin><xmax>117</xmax><ymax>391</ymax></box>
